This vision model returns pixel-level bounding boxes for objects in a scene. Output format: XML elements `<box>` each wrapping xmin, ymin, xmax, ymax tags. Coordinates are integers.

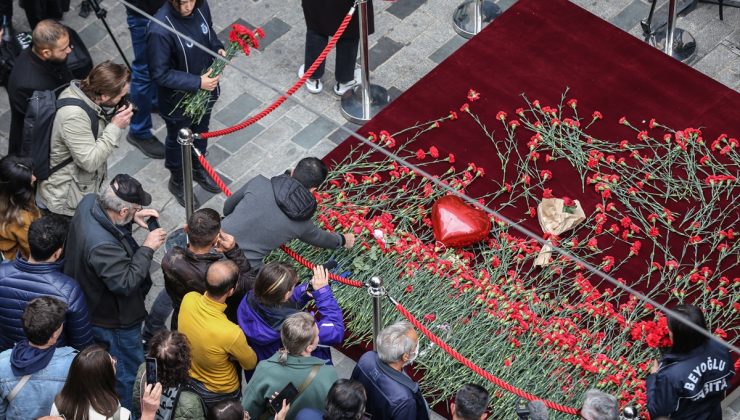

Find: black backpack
<box><xmin>21</xmin><ymin>85</ymin><xmax>100</xmax><ymax>181</ymax></box>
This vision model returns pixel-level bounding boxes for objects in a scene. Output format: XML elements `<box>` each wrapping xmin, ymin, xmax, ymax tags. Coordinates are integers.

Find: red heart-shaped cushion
<box><xmin>432</xmin><ymin>195</ymin><xmax>491</xmax><ymax>247</ymax></box>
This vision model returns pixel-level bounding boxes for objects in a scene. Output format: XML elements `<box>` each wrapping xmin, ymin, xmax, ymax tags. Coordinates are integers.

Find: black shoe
<box><xmin>127</xmin><ymin>134</ymin><xmax>165</xmax><ymax>159</ymax></box>
<box><xmin>193</xmin><ymin>166</ymin><xmax>222</xmax><ymax>193</ymax></box>
<box><xmin>79</xmin><ymin>1</ymin><xmax>91</xmax><ymax>18</ymax></box>
<box><xmin>168</xmin><ymin>177</ymin><xmax>201</xmax><ymax>209</ymax></box>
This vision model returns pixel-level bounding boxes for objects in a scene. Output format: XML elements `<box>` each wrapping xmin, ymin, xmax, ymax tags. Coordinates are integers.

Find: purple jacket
<box><xmin>237</xmin><ymin>283</ymin><xmax>345</xmax><ymax>365</ymax></box>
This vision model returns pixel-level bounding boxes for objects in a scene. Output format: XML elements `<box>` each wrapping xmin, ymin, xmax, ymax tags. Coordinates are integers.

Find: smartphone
<box><xmin>269</xmin><ymin>382</ymin><xmax>299</xmax><ymax>413</ymax></box>
<box><xmin>145</xmin><ymin>357</ymin><xmax>157</xmax><ymax>385</ymax></box>
<box><xmin>146</xmin><ymin>216</ymin><xmax>160</xmax><ymax>231</ymax></box>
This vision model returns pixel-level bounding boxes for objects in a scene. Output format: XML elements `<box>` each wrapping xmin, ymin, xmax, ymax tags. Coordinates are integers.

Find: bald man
<box><xmin>178</xmin><ymin>260</ymin><xmax>257</xmax><ymax>407</ymax></box>
<box><xmin>7</xmin><ymin>19</ymin><xmax>73</xmax><ymax>154</ymax></box>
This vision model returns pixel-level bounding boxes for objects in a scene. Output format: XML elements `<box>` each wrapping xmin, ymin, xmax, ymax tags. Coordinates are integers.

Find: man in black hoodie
<box><xmin>222</xmin><ymin>157</ymin><xmax>356</xmax><ymax>269</ymax></box>
<box><xmin>6</xmin><ymin>19</ymin><xmax>72</xmax><ymax>154</ymax></box>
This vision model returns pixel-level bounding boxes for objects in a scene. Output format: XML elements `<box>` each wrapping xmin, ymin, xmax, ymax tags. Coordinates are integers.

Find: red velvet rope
<box><xmin>194</xmin><ymin>145</ymin><xmax>580</xmax><ymax>416</ymax></box>
<box><xmin>279</xmin><ymin>245</ymin><xmax>365</xmax><ymax>288</ymax></box>
<box><xmin>198</xmin><ymin>7</ymin><xmax>356</xmax><ymax>139</ymax></box>
<box><xmin>394</xmin><ymin>303</ymin><xmax>581</xmax><ymax>415</ymax></box>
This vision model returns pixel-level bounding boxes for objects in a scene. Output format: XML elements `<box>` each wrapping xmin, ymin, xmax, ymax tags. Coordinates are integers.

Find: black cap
<box><xmin>110</xmin><ymin>174</ymin><xmax>152</xmax><ymax>206</ymax></box>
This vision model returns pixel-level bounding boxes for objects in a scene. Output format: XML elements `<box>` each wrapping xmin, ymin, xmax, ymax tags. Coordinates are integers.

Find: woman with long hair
<box><xmin>236</xmin><ymin>263</ymin><xmax>345</xmax><ymax>376</ymax></box>
<box><xmin>0</xmin><ymin>155</ymin><xmax>40</xmax><ymax>260</ymax></box>
<box><xmin>132</xmin><ymin>330</ymin><xmax>205</xmax><ymax>419</ymax></box>
<box><xmin>51</xmin><ymin>345</ymin><xmax>131</xmax><ymax>419</ymax></box>
<box><xmin>646</xmin><ymin>304</ymin><xmax>735</xmax><ymax>420</ymax></box>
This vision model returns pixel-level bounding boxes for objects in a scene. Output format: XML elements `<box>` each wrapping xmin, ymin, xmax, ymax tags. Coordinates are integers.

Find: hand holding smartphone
<box><xmin>146</xmin><ymin>216</ymin><xmax>160</xmax><ymax>231</ymax></box>
<box><xmin>145</xmin><ymin>357</ymin><xmax>158</xmax><ymax>385</ymax></box>
<box><xmin>269</xmin><ymin>382</ymin><xmax>298</xmax><ymax>414</ymax></box>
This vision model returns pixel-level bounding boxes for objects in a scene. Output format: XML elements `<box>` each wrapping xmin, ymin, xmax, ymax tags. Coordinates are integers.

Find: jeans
<box><xmin>188</xmin><ymin>377</ymin><xmax>241</xmax><ymax>410</ymax></box>
<box><xmin>127</xmin><ymin>12</ymin><xmax>157</xmax><ymax>139</ymax></box>
<box><xmin>163</xmin><ymin>114</ymin><xmax>210</xmax><ymax>173</ymax></box>
<box><xmin>142</xmin><ymin>289</ymin><xmax>173</xmax><ymax>341</ymax></box>
<box><xmin>92</xmin><ymin>324</ymin><xmax>144</xmax><ymax>412</ymax></box>
<box><xmin>304</xmin><ymin>29</ymin><xmax>359</xmax><ymax>83</ymax></box>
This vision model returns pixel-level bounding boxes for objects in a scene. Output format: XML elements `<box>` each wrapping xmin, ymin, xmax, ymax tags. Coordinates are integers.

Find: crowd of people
<box><xmin>0</xmin><ymin>0</ymin><xmax>736</xmax><ymax>419</ymax></box>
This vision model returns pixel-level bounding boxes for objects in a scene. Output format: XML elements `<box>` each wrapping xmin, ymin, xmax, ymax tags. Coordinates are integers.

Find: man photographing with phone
<box><xmin>39</xmin><ymin>61</ymin><xmax>134</xmax><ymax>217</ymax></box>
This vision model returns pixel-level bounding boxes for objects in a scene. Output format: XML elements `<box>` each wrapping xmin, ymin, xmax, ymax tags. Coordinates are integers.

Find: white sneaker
<box><xmin>298</xmin><ymin>64</ymin><xmax>323</xmax><ymax>94</ymax></box>
<box><xmin>334</xmin><ymin>68</ymin><xmax>362</xmax><ymax>96</ymax></box>
<box><xmin>334</xmin><ymin>79</ymin><xmax>359</xmax><ymax>96</ymax></box>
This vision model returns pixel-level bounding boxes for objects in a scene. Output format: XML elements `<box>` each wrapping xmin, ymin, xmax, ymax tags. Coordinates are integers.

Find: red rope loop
<box><xmin>394</xmin><ymin>303</ymin><xmax>582</xmax><ymax>416</ymax></box>
<box><xmin>198</xmin><ymin>6</ymin><xmax>356</xmax><ymax>139</ymax></box>
<box><xmin>280</xmin><ymin>245</ymin><xmax>365</xmax><ymax>288</ymax></box>
<box><xmin>196</xmin><ymin>153</ymin><xmax>232</xmax><ymax>197</ymax></box>
<box><xmin>194</xmin><ymin>153</ymin><xmax>578</xmax><ymax>415</ymax></box>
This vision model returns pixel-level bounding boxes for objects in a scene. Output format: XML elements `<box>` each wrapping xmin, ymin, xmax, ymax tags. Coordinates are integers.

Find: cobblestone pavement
<box><xmin>1</xmin><ymin>0</ymin><xmax>738</xmax><ymax>416</ymax></box>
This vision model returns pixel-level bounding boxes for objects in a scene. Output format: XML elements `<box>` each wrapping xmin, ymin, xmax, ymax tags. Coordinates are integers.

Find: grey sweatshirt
<box><xmin>222</xmin><ymin>175</ymin><xmax>342</xmax><ymax>268</ymax></box>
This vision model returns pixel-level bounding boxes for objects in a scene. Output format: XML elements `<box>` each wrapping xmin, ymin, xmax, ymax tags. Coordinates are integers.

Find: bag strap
<box><xmin>50</xmin><ymin>97</ymin><xmax>101</xmax><ymax>176</ymax></box>
<box><xmin>258</xmin><ymin>365</ymin><xmax>322</xmax><ymax>420</ymax></box>
<box><xmin>6</xmin><ymin>374</ymin><xmax>32</xmax><ymax>402</ymax></box>
<box><xmin>297</xmin><ymin>365</ymin><xmax>321</xmax><ymax>394</ymax></box>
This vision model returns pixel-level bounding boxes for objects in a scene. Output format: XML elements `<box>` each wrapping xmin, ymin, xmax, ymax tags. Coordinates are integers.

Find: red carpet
<box><xmin>327</xmin><ymin>0</ymin><xmax>740</xmax><ymax>409</ymax></box>
<box><xmin>328</xmin><ymin>0</ymin><xmax>740</xmax><ymax>292</ymax></box>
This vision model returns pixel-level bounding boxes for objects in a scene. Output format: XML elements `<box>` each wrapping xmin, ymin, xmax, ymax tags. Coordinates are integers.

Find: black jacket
<box><xmin>6</xmin><ymin>49</ymin><xmax>72</xmax><ymax>155</ymax></box>
<box><xmin>646</xmin><ymin>339</ymin><xmax>735</xmax><ymax>420</ymax></box>
<box><xmin>162</xmin><ymin>244</ymin><xmax>251</xmax><ymax>329</ymax></box>
<box><xmin>351</xmin><ymin>352</ymin><xmax>429</xmax><ymax>420</ymax></box>
<box><xmin>302</xmin><ymin>0</ymin><xmax>374</xmax><ymax>39</ymax></box>
<box><xmin>0</xmin><ymin>257</ymin><xmax>94</xmax><ymax>351</ymax></box>
<box><xmin>63</xmin><ymin>194</ymin><xmax>154</xmax><ymax>329</ymax></box>
<box><xmin>147</xmin><ymin>0</ymin><xmax>223</xmax><ymax>118</ymax></box>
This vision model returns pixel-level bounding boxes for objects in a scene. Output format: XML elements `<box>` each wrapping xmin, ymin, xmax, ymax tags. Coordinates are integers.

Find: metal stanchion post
<box><xmin>647</xmin><ymin>0</ymin><xmax>696</xmax><ymax>63</ymax></box>
<box><xmin>452</xmin><ymin>0</ymin><xmax>501</xmax><ymax>39</ymax></box>
<box><xmin>340</xmin><ymin>0</ymin><xmax>389</xmax><ymax>124</ymax></box>
<box><xmin>367</xmin><ymin>276</ymin><xmax>385</xmax><ymax>348</ymax></box>
<box><xmin>177</xmin><ymin>128</ymin><xmax>195</xmax><ymax>220</ymax></box>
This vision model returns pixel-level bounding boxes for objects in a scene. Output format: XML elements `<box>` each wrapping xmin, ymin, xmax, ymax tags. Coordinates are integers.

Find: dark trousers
<box><xmin>163</xmin><ymin>114</ymin><xmax>210</xmax><ymax>173</ymax></box>
<box><xmin>304</xmin><ymin>29</ymin><xmax>359</xmax><ymax>83</ymax></box>
<box><xmin>0</xmin><ymin>0</ymin><xmax>13</xmax><ymax>18</ymax></box>
<box><xmin>127</xmin><ymin>12</ymin><xmax>157</xmax><ymax>138</ymax></box>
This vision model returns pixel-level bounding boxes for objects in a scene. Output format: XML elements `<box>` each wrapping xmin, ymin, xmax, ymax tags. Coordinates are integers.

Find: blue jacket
<box><xmin>237</xmin><ymin>283</ymin><xmax>345</xmax><ymax>366</ymax></box>
<box><xmin>0</xmin><ymin>257</ymin><xmax>94</xmax><ymax>352</ymax></box>
<box><xmin>147</xmin><ymin>0</ymin><xmax>223</xmax><ymax>118</ymax></box>
<box><xmin>647</xmin><ymin>338</ymin><xmax>735</xmax><ymax>420</ymax></box>
<box><xmin>351</xmin><ymin>352</ymin><xmax>429</xmax><ymax>420</ymax></box>
<box><xmin>0</xmin><ymin>346</ymin><xmax>77</xmax><ymax>419</ymax></box>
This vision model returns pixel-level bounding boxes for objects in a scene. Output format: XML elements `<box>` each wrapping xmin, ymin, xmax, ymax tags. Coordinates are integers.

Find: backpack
<box><xmin>0</xmin><ymin>31</ymin><xmax>32</xmax><ymax>86</ymax></box>
<box><xmin>21</xmin><ymin>85</ymin><xmax>99</xmax><ymax>181</ymax></box>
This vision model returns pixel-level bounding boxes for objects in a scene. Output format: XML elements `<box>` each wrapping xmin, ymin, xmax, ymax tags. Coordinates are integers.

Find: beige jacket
<box><xmin>38</xmin><ymin>81</ymin><xmax>124</xmax><ymax>216</ymax></box>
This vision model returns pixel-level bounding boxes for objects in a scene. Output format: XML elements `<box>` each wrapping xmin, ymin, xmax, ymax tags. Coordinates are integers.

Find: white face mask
<box><xmin>404</xmin><ymin>341</ymin><xmax>420</xmax><ymax>367</ymax></box>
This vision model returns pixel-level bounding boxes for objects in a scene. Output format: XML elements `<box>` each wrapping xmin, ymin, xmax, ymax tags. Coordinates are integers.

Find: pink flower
<box><xmin>416</xmin><ymin>149</ymin><xmax>426</xmax><ymax>160</ymax></box>
<box><xmin>429</xmin><ymin>146</ymin><xmax>440</xmax><ymax>159</ymax></box>
<box><xmin>467</xmin><ymin>89</ymin><xmax>480</xmax><ymax>101</ymax></box>
<box><xmin>540</xmin><ymin>170</ymin><xmax>552</xmax><ymax>180</ymax></box>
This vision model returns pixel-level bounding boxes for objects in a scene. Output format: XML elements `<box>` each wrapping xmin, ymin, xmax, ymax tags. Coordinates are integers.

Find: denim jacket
<box><xmin>0</xmin><ymin>346</ymin><xmax>77</xmax><ymax>419</ymax></box>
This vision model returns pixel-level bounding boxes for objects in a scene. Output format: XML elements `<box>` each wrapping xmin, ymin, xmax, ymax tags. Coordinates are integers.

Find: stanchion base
<box><xmin>453</xmin><ymin>0</ymin><xmax>501</xmax><ymax>39</ymax></box>
<box><xmin>340</xmin><ymin>84</ymin><xmax>390</xmax><ymax>124</ymax></box>
<box><xmin>648</xmin><ymin>27</ymin><xmax>697</xmax><ymax>63</ymax></box>
<box><xmin>165</xmin><ymin>227</ymin><xmax>188</xmax><ymax>253</ymax></box>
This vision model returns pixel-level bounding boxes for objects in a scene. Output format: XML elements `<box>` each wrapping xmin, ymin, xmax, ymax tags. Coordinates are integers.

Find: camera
<box><xmin>114</xmin><ymin>94</ymin><xmax>138</xmax><ymax>115</ymax></box>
